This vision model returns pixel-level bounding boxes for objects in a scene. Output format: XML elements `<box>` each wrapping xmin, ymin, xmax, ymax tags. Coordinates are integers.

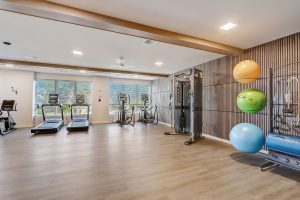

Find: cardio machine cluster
<box><xmin>0</xmin><ymin>92</ymin><xmax>159</xmax><ymax>135</ymax></box>
<box><xmin>31</xmin><ymin>93</ymin><xmax>90</xmax><ymax>134</ymax></box>
<box><xmin>115</xmin><ymin>93</ymin><xmax>158</xmax><ymax>127</ymax></box>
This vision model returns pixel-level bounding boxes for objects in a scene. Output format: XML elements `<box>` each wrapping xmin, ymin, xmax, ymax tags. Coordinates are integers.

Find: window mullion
<box><xmin>55</xmin><ymin>80</ymin><xmax>58</xmax><ymax>94</ymax></box>
<box><xmin>74</xmin><ymin>81</ymin><xmax>77</xmax><ymax>103</ymax></box>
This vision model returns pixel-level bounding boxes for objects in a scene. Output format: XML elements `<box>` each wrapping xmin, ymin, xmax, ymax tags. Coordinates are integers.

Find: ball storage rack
<box><xmin>261</xmin><ymin>61</ymin><xmax>300</xmax><ymax>171</ymax></box>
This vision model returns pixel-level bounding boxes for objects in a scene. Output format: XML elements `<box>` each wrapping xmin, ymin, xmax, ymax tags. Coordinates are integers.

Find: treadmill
<box><xmin>31</xmin><ymin>94</ymin><xmax>64</xmax><ymax>134</ymax></box>
<box><xmin>67</xmin><ymin>94</ymin><xmax>89</xmax><ymax>132</ymax></box>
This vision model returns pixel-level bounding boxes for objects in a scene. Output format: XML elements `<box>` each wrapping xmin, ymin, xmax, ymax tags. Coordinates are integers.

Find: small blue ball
<box><xmin>230</xmin><ymin>123</ymin><xmax>265</xmax><ymax>153</ymax></box>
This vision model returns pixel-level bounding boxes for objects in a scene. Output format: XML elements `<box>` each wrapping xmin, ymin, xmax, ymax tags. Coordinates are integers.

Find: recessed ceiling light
<box><xmin>220</xmin><ymin>22</ymin><xmax>237</xmax><ymax>31</ymax></box>
<box><xmin>24</xmin><ymin>55</ymin><xmax>38</xmax><ymax>60</ymax></box>
<box><xmin>5</xmin><ymin>64</ymin><xmax>14</xmax><ymax>68</ymax></box>
<box><xmin>72</xmin><ymin>50</ymin><xmax>83</xmax><ymax>55</ymax></box>
<box><xmin>79</xmin><ymin>70</ymin><xmax>86</xmax><ymax>73</ymax></box>
<box><xmin>155</xmin><ymin>61</ymin><xmax>163</xmax><ymax>66</ymax></box>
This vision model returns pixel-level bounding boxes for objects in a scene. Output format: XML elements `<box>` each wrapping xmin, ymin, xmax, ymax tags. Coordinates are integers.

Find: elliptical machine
<box><xmin>0</xmin><ymin>100</ymin><xmax>17</xmax><ymax>135</ymax></box>
<box><xmin>116</xmin><ymin>93</ymin><xmax>135</xmax><ymax>127</ymax></box>
<box><xmin>137</xmin><ymin>94</ymin><xmax>158</xmax><ymax>125</ymax></box>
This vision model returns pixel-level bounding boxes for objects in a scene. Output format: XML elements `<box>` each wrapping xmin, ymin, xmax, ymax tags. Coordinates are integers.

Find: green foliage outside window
<box><xmin>109</xmin><ymin>83</ymin><xmax>150</xmax><ymax>113</ymax></box>
<box><xmin>35</xmin><ymin>79</ymin><xmax>92</xmax><ymax>116</ymax></box>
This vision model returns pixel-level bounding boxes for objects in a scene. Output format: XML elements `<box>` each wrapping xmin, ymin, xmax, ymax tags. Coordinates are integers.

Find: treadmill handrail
<box><xmin>41</xmin><ymin>103</ymin><xmax>64</xmax><ymax>122</ymax></box>
<box><xmin>70</xmin><ymin>104</ymin><xmax>90</xmax><ymax>120</ymax></box>
<box><xmin>71</xmin><ymin>103</ymin><xmax>89</xmax><ymax>107</ymax></box>
<box><xmin>41</xmin><ymin>103</ymin><xmax>62</xmax><ymax>108</ymax></box>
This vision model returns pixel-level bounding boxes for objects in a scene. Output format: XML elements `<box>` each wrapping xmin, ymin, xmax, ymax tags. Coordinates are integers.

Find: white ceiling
<box><xmin>0</xmin><ymin>10</ymin><xmax>223</xmax><ymax>77</ymax></box>
<box><xmin>50</xmin><ymin>0</ymin><xmax>300</xmax><ymax>49</ymax></box>
<box><xmin>0</xmin><ymin>65</ymin><xmax>157</xmax><ymax>80</ymax></box>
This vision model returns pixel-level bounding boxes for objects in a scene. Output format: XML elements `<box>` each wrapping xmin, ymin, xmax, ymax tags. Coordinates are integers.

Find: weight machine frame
<box><xmin>164</xmin><ymin>68</ymin><xmax>203</xmax><ymax>145</ymax></box>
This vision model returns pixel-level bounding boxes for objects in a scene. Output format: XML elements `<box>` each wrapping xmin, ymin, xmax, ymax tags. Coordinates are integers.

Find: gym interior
<box><xmin>0</xmin><ymin>1</ymin><xmax>300</xmax><ymax>199</ymax></box>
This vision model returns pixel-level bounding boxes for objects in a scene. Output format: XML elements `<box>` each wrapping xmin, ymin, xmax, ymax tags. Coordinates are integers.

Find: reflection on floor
<box><xmin>0</xmin><ymin>124</ymin><xmax>299</xmax><ymax>200</ymax></box>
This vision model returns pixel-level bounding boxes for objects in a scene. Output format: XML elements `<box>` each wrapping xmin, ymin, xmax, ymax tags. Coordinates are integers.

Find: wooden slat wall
<box><xmin>152</xmin><ymin>32</ymin><xmax>300</xmax><ymax>140</ymax></box>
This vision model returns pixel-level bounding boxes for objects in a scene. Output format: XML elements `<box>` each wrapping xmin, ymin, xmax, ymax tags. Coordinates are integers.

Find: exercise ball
<box><xmin>230</xmin><ymin>123</ymin><xmax>265</xmax><ymax>153</ymax></box>
<box><xmin>233</xmin><ymin>60</ymin><xmax>260</xmax><ymax>83</ymax></box>
<box><xmin>237</xmin><ymin>88</ymin><xmax>267</xmax><ymax>114</ymax></box>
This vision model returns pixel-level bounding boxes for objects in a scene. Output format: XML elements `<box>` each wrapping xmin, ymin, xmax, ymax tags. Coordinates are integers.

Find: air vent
<box><xmin>143</xmin><ymin>39</ymin><xmax>156</xmax><ymax>45</ymax></box>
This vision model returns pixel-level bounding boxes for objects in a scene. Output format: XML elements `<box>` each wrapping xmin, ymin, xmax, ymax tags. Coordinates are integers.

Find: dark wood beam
<box><xmin>0</xmin><ymin>0</ymin><xmax>244</xmax><ymax>56</ymax></box>
<box><xmin>0</xmin><ymin>59</ymin><xmax>169</xmax><ymax>77</ymax></box>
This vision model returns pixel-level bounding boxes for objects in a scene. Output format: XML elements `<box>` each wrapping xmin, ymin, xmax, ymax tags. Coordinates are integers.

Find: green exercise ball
<box><xmin>237</xmin><ymin>88</ymin><xmax>267</xmax><ymax>114</ymax></box>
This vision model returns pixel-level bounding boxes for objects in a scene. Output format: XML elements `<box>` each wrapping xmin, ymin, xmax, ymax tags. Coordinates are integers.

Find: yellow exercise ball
<box><xmin>233</xmin><ymin>60</ymin><xmax>260</xmax><ymax>83</ymax></box>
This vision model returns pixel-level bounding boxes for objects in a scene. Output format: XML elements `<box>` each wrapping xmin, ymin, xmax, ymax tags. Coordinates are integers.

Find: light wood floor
<box><xmin>0</xmin><ymin>124</ymin><xmax>300</xmax><ymax>200</ymax></box>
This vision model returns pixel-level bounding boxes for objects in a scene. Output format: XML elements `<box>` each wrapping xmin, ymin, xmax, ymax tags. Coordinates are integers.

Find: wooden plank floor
<box><xmin>0</xmin><ymin>124</ymin><xmax>300</xmax><ymax>200</ymax></box>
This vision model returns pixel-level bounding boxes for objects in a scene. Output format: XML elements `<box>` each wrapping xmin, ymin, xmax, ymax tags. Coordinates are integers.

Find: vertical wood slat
<box><xmin>153</xmin><ymin>32</ymin><xmax>300</xmax><ymax>139</ymax></box>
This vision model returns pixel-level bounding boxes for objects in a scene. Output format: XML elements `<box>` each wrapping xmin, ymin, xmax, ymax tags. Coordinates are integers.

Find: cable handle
<box><xmin>287</xmin><ymin>77</ymin><xmax>300</xmax><ymax>124</ymax></box>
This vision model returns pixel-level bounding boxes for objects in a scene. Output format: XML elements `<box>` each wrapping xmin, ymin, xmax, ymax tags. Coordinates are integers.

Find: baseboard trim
<box><xmin>152</xmin><ymin>121</ymin><xmax>269</xmax><ymax>154</ymax></box>
<box><xmin>16</xmin><ymin>124</ymin><xmax>33</xmax><ymax>128</ymax></box>
<box><xmin>91</xmin><ymin>121</ymin><xmax>111</xmax><ymax>124</ymax></box>
<box><xmin>202</xmin><ymin>133</ymin><xmax>231</xmax><ymax>144</ymax></box>
<box><xmin>158</xmin><ymin>121</ymin><xmax>171</xmax><ymax>126</ymax></box>
<box><xmin>157</xmin><ymin>121</ymin><xmax>231</xmax><ymax>144</ymax></box>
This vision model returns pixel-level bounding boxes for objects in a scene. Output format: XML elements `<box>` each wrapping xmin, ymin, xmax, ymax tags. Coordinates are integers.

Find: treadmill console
<box><xmin>141</xmin><ymin>94</ymin><xmax>149</xmax><ymax>103</ymax></box>
<box><xmin>119</xmin><ymin>93</ymin><xmax>128</xmax><ymax>103</ymax></box>
<box><xmin>49</xmin><ymin>94</ymin><xmax>59</xmax><ymax>104</ymax></box>
<box><xmin>76</xmin><ymin>94</ymin><xmax>86</xmax><ymax>105</ymax></box>
<box><xmin>1</xmin><ymin>100</ymin><xmax>16</xmax><ymax>111</ymax></box>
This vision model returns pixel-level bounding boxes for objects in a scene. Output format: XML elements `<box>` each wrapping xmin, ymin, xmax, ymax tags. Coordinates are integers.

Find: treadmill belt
<box><xmin>71</xmin><ymin>121</ymin><xmax>88</xmax><ymax>127</ymax></box>
<box><xmin>31</xmin><ymin>121</ymin><xmax>63</xmax><ymax>133</ymax></box>
<box><xmin>67</xmin><ymin>120</ymin><xmax>89</xmax><ymax>132</ymax></box>
<box><xmin>38</xmin><ymin>122</ymin><xmax>60</xmax><ymax>129</ymax></box>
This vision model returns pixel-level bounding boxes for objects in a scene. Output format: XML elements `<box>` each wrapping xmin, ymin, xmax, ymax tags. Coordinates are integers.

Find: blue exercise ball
<box><xmin>230</xmin><ymin>123</ymin><xmax>265</xmax><ymax>153</ymax></box>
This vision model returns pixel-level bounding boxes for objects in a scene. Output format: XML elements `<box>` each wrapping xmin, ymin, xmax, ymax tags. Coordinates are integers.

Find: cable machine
<box><xmin>165</xmin><ymin>68</ymin><xmax>203</xmax><ymax>145</ymax></box>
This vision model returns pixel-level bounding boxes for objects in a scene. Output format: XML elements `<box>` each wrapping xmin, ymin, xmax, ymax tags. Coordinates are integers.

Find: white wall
<box><xmin>36</xmin><ymin>73</ymin><xmax>92</xmax><ymax>82</ymax></box>
<box><xmin>91</xmin><ymin>77</ymin><xmax>110</xmax><ymax>123</ymax></box>
<box><xmin>110</xmin><ymin>78</ymin><xmax>151</xmax><ymax>85</ymax></box>
<box><xmin>0</xmin><ymin>70</ymin><xmax>34</xmax><ymax>128</ymax></box>
<box><xmin>0</xmin><ymin>69</ymin><xmax>150</xmax><ymax>127</ymax></box>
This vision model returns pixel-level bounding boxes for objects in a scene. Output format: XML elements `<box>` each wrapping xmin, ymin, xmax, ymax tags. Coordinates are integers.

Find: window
<box><xmin>35</xmin><ymin>79</ymin><xmax>92</xmax><ymax>116</ymax></box>
<box><xmin>109</xmin><ymin>83</ymin><xmax>150</xmax><ymax>113</ymax></box>
<box><xmin>57</xmin><ymin>80</ymin><xmax>76</xmax><ymax>105</ymax></box>
<box><xmin>35</xmin><ymin>80</ymin><xmax>56</xmax><ymax>104</ymax></box>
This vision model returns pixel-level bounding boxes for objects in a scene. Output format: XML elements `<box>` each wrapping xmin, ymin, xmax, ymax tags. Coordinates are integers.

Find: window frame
<box><xmin>34</xmin><ymin>79</ymin><xmax>93</xmax><ymax>116</ymax></box>
<box><xmin>109</xmin><ymin>83</ymin><xmax>151</xmax><ymax>114</ymax></box>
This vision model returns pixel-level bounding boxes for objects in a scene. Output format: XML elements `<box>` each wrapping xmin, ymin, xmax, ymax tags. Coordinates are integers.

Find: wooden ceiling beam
<box><xmin>0</xmin><ymin>59</ymin><xmax>169</xmax><ymax>77</ymax></box>
<box><xmin>0</xmin><ymin>0</ymin><xmax>244</xmax><ymax>56</ymax></box>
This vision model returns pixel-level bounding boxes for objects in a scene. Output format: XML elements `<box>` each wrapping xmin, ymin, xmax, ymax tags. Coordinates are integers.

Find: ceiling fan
<box><xmin>115</xmin><ymin>56</ymin><xmax>125</xmax><ymax>68</ymax></box>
